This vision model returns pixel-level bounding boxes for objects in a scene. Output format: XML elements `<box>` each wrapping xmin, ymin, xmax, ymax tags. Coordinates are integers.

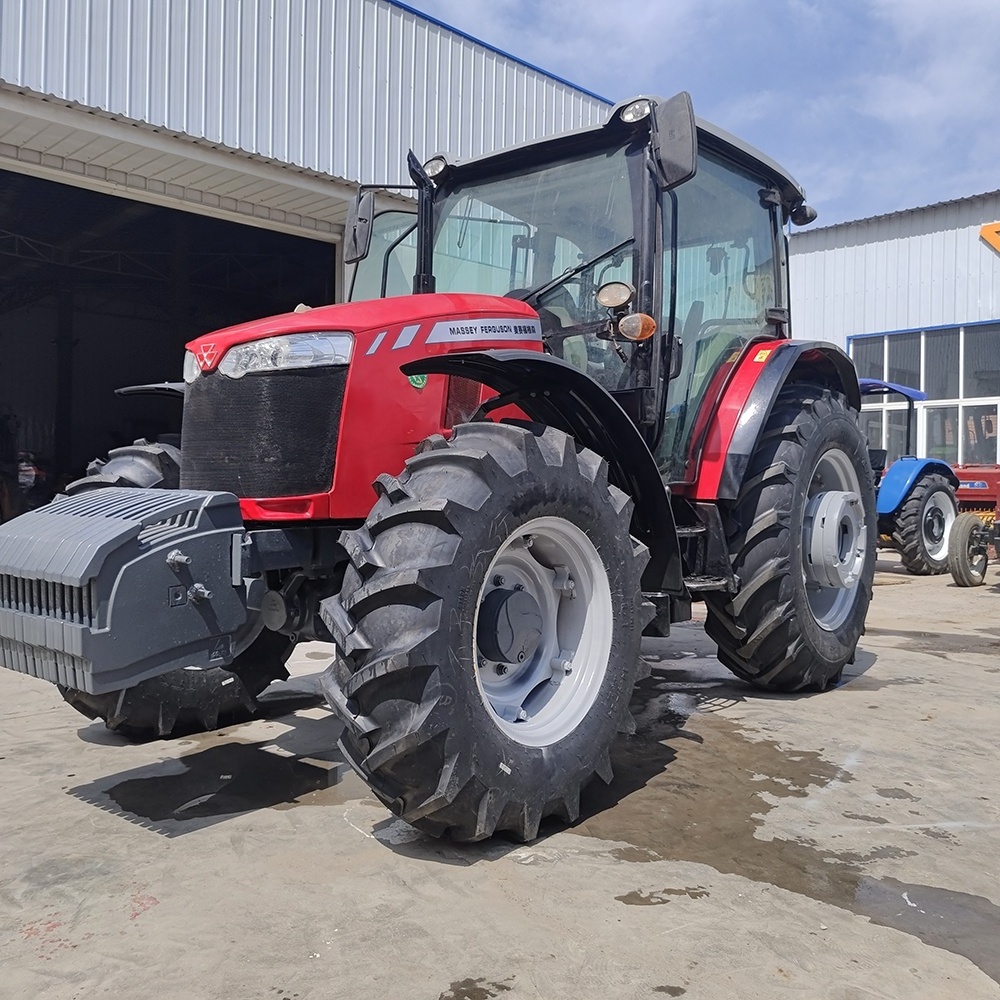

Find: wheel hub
<box><xmin>924</xmin><ymin>507</ymin><xmax>945</xmax><ymax>544</ymax></box>
<box><xmin>802</xmin><ymin>489</ymin><xmax>866</xmax><ymax>590</ymax></box>
<box><xmin>473</xmin><ymin>516</ymin><xmax>613</xmax><ymax>747</ymax></box>
<box><xmin>477</xmin><ymin>588</ymin><xmax>544</xmax><ymax>665</ymax></box>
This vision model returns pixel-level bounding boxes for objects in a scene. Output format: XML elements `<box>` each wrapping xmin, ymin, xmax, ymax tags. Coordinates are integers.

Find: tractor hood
<box><xmin>185</xmin><ymin>294</ymin><xmax>541</xmax><ymax>375</ymax></box>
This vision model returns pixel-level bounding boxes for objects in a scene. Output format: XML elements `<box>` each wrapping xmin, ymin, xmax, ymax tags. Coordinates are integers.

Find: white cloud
<box><xmin>404</xmin><ymin>0</ymin><xmax>1000</xmax><ymax>223</ymax></box>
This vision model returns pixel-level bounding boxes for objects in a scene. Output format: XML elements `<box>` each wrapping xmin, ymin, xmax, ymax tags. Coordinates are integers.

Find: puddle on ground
<box><xmin>865</xmin><ymin>627</ymin><xmax>1000</xmax><ymax>659</ymax></box>
<box><xmin>876</xmin><ymin>787</ymin><xmax>920</xmax><ymax>801</ymax></box>
<box><xmin>572</xmin><ymin>673</ymin><xmax>1000</xmax><ymax>984</ymax></box>
<box><xmin>615</xmin><ymin>886</ymin><xmax>709</xmax><ymax>905</ymax></box>
<box><xmin>438</xmin><ymin>978</ymin><xmax>514</xmax><ymax>1000</ymax></box>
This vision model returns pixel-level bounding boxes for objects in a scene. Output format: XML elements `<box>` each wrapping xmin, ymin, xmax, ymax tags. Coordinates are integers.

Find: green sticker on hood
<box><xmin>407</xmin><ymin>373</ymin><xmax>428</xmax><ymax>390</ymax></box>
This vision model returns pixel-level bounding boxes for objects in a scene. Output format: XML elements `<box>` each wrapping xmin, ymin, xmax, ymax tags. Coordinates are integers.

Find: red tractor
<box><xmin>0</xmin><ymin>94</ymin><xmax>875</xmax><ymax>841</ymax></box>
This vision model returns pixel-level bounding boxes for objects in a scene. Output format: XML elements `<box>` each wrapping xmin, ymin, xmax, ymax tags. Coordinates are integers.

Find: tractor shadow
<box><xmin>67</xmin><ymin>671</ymin><xmax>348</xmax><ymax>837</ymax></box>
<box><xmin>65</xmin><ymin>627</ymin><xmax>879</xmax><ymax>851</ymax></box>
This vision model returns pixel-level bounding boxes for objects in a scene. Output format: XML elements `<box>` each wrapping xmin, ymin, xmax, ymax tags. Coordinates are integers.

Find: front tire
<box><xmin>57</xmin><ymin>628</ymin><xmax>294</xmax><ymax>739</ymax></box>
<box><xmin>891</xmin><ymin>474</ymin><xmax>957</xmax><ymax>575</ymax></box>
<box><xmin>704</xmin><ymin>383</ymin><xmax>876</xmax><ymax>692</ymax></box>
<box><xmin>948</xmin><ymin>512</ymin><xmax>990</xmax><ymax>587</ymax></box>
<box><xmin>321</xmin><ymin>423</ymin><xmax>650</xmax><ymax>842</ymax></box>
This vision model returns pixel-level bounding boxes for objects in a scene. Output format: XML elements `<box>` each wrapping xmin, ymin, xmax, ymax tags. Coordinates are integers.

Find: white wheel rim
<box><xmin>472</xmin><ymin>515</ymin><xmax>613</xmax><ymax>748</ymax></box>
<box><xmin>922</xmin><ymin>490</ymin><xmax>956</xmax><ymax>560</ymax></box>
<box><xmin>802</xmin><ymin>448</ymin><xmax>868</xmax><ymax>631</ymax></box>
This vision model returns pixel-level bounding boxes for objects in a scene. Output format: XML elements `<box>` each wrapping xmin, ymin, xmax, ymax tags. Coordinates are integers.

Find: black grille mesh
<box><xmin>180</xmin><ymin>367</ymin><xmax>348</xmax><ymax>498</ymax></box>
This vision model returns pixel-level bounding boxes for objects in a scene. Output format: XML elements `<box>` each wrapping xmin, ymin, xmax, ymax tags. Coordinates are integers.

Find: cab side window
<box><xmin>658</xmin><ymin>151</ymin><xmax>781</xmax><ymax>482</ymax></box>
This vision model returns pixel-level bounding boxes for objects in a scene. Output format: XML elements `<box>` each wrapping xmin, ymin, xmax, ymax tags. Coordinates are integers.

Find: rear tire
<box><xmin>321</xmin><ymin>422</ymin><xmax>650</xmax><ymax>842</ymax></box>
<box><xmin>891</xmin><ymin>474</ymin><xmax>957</xmax><ymax>575</ymax></box>
<box><xmin>948</xmin><ymin>512</ymin><xmax>989</xmax><ymax>587</ymax></box>
<box><xmin>64</xmin><ymin>438</ymin><xmax>182</xmax><ymax>493</ymax></box>
<box><xmin>57</xmin><ymin>438</ymin><xmax>293</xmax><ymax>739</ymax></box>
<box><xmin>704</xmin><ymin>383</ymin><xmax>876</xmax><ymax>692</ymax></box>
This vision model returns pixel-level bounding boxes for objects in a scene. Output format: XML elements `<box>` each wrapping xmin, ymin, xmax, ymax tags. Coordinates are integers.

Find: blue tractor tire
<box><xmin>889</xmin><ymin>472</ymin><xmax>958</xmax><ymax>575</ymax></box>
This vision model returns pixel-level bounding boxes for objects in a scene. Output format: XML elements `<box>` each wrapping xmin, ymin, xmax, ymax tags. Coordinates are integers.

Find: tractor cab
<box><xmin>346</xmin><ymin>95</ymin><xmax>814</xmax><ymax>485</ymax></box>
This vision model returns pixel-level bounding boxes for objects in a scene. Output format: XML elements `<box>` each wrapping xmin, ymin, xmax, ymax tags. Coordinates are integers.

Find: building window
<box><xmin>924</xmin><ymin>328</ymin><xmax>959</xmax><ymax>399</ymax></box>
<box><xmin>887</xmin><ymin>332</ymin><xmax>920</xmax><ymax>389</ymax></box>
<box><xmin>850</xmin><ymin>321</ymin><xmax>1000</xmax><ymax>465</ymax></box>
<box><xmin>964</xmin><ymin>324</ymin><xmax>1000</xmax><ymax>398</ymax></box>
<box><xmin>852</xmin><ymin>336</ymin><xmax>884</xmax><ymax>380</ymax></box>
<box><xmin>925</xmin><ymin>406</ymin><xmax>960</xmax><ymax>464</ymax></box>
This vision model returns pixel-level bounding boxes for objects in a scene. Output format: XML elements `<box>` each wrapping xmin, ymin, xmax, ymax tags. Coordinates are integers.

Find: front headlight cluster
<box><xmin>183</xmin><ymin>350</ymin><xmax>201</xmax><ymax>384</ymax></box>
<box><xmin>185</xmin><ymin>332</ymin><xmax>354</xmax><ymax>382</ymax></box>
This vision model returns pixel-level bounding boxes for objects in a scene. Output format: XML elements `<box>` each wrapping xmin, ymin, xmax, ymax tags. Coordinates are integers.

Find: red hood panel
<box><xmin>186</xmin><ymin>293</ymin><xmax>540</xmax><ymax>372</ymax></box>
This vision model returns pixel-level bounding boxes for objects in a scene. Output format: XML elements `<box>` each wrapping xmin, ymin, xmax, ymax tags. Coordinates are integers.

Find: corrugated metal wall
<box><xmin>789</xmin><ymin>191</ymin><xmax>1000</xmax><ymax>347</ymax></box>
<box><xmin>0</xmin><ymin>0</ymin><xmax>610</xmax><ymax>186</ymax></box>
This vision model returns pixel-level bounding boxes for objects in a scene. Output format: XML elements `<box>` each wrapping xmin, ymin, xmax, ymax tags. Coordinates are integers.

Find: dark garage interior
<box><xmin>0</xmin><ymin>168</ymin><xmax>337</xmax><ymax>510</ymax></box>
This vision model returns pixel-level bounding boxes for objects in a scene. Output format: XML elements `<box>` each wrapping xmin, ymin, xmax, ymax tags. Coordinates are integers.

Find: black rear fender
<box><xmin>402</xmin><ymin>350</ymin><xmax>685</xmax><ymax>597</ymax></box>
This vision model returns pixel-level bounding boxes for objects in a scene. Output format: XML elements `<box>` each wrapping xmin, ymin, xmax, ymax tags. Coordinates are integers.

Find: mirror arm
<box><xmin>407</xmin><ymin>151</ymin><xmax>437</xmax><ymax>294</ymax></box>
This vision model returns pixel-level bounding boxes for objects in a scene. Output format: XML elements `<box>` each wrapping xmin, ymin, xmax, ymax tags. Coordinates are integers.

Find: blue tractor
<box><xmin>860</xmin><ymin>379</ymin><xmax>959</xmax><ymax>575</ymax></box>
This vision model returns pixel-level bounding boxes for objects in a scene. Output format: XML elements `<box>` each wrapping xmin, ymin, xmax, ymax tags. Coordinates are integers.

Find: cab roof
<box><xmin>432</xmin><ymin>94</ymin><xmax>808</xmax><ymax>214</ymax></box>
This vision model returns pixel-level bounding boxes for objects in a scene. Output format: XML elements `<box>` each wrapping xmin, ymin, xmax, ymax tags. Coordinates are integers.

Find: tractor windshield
<box><xmin>429</xmin><ymin>139</ymin><xmax>646</xmax><ymax>390</ymax></box>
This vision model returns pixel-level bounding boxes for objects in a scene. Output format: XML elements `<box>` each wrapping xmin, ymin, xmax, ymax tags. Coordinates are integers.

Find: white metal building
<box><xmin>0</xmin><ymin>0</ymin><xmax>609</xmax><ymax>477</ymax></box>
<box><xmin>790</xmin><ymin>191</ymin><xmax>1000</xmax><ymax>467</ymax></box>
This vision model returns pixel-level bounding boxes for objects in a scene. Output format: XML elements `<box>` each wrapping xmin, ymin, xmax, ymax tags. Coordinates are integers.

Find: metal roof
<box><xmin>796</xmin><ymin>188</ymin><xmax>1000</xmax><ymax>236</ymax></box>
<box><xmin>0</xmin><ymin>0</ymin><xmax>610</xmax><ymax>237</ymax></box>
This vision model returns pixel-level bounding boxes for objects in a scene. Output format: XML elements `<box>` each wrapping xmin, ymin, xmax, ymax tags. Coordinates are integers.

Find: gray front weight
<box><xmin>0</xmin><ymin>488</ymin><xmax>248</xmax><ymax>694</ymax></box>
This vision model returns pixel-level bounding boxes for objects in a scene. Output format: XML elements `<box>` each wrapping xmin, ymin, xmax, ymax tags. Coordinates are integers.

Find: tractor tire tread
<box><xmin>322</xmin><ymin>422</ymin><xmax>646</xmax><ymax>842</ymax></box>
<box><xmin>704</xmin><ymin>383</ymin><xmax>875</xmax><ymax>693</ymax></box>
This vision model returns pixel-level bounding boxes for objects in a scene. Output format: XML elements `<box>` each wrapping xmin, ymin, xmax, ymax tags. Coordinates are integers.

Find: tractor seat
<box><xmin>868</xmin><ymin>448</ymin><xmax>887</xmax><ymax>477</ymax></box>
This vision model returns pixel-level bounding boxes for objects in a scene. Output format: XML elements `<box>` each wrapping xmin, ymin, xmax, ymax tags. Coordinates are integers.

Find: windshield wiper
<box><xmin>512</xmin><ymin>238</ymin><xmax>634</xmax><ymax>305</ymax></box>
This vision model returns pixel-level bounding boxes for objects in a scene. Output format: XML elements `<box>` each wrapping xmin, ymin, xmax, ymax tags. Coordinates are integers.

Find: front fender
<box><xmin>682</xmin><ymin>340</ymin><xmax>862</xmax><ymax>501</ymax></box>
<box><xmin>876</xmin><ymin>457</ymin><xmax>959</xmax><ymax>516</ymax></box>
<box><xmin>402</xmin><ymin>350</ymin><xmax>685</xmax><ymax>597</ymax></box>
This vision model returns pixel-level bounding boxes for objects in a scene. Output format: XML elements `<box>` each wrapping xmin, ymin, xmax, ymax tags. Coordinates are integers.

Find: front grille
<box><xmin>180</xmin><ymin>367</ymin><xmax>349</xmax><ymax>498</ymax></box>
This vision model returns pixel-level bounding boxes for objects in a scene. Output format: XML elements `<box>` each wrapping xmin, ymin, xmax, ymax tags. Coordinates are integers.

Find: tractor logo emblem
<box><xmin>196</xmin><ymin>343</ymin><xmax>219</xmax><ymax>369</ymax></box>
<box><xmin>980</xmin><ymin>223</ymin><xmax>1000</xmax><ymax>255</ymax></box>
<box><xmin>407</xmin><ymin>373</ymin><xmax>428</xmax><ymax>390</ymax></box>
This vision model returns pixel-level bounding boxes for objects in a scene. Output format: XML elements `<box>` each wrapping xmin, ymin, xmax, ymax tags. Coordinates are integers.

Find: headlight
<box><xmin>217</xmin><ymin>332</ymin><xmax>354</xmax><ymax>379</ymax></box>
<box><xmin>183</xmin><ymin>350</ymin><xmax>201</xmax><ymax>384</ymax></box>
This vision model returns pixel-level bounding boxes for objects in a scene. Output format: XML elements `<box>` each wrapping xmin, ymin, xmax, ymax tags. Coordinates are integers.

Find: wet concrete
<box><xmin>2</xmin><ymin>563</ymin><xmax>1000</xmax><ymax>998</ymax></box>
<box><xmin>568</xmin><ymin>670</ymin><xmax>1000</xmax><ymax>985</ymax></box>
<box><xmin>866</xmin><ymin>626</ymin><xmax>1000</xmax><ymax>658</ymax></box>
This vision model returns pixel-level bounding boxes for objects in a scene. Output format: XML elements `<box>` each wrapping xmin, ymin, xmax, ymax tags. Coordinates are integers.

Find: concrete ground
<box><xmin>2</xmin><ymin>551</ymin><xmax>999</xmax><ymax>1000</ymax></box>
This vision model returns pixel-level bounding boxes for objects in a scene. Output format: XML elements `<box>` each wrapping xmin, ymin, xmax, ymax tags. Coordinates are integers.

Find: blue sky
<box><xmin>406</xmin><ymin>0</ymin><xmax>1000</xmax><ymax>227</ymax></box>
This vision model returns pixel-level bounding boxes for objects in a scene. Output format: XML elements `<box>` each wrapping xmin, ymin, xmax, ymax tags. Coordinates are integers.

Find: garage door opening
<box><xmin>0</xmin><ymin>168</ymin><xmax>337</xmax><ymax>514</ymax></box>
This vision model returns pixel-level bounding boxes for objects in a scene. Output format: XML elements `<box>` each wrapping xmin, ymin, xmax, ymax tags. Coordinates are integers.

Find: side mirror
<box><xmin>344</xmin><ymin>189</ymin><xmax>375</xmax><ymax>264</ymax></box>
<box><xmin>650</xmin><ymin>92</ymin><xmax>697</xmax><ymax>191</ymax></box>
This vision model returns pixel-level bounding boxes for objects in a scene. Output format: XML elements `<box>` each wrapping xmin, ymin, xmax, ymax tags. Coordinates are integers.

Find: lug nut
<box><xmin>493</xmin><ymin>574</ymin><xmax>506</xmax><ymax>587</ymax></box>
<box><xmin>495</xmin><ymin>664</ymin><xmax>508</xmax><ymax>675</ymax></box>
